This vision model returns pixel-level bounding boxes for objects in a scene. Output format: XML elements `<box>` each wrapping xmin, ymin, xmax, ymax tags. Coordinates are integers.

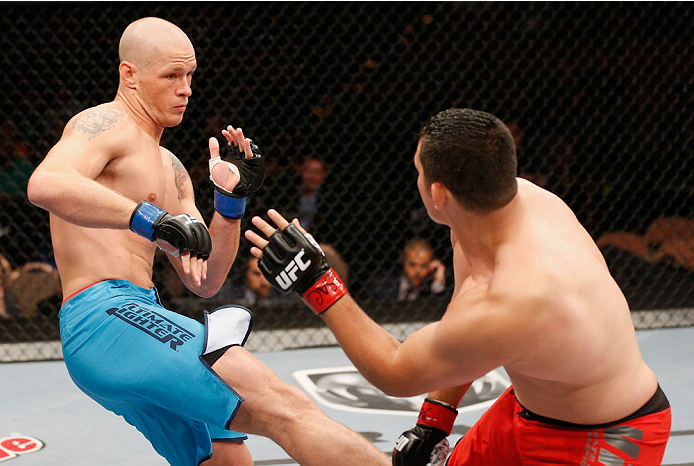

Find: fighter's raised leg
<box><xmin>211</xmin><ymin>346</ymin><xmax>390</xmax><ymax>466</ymax></box>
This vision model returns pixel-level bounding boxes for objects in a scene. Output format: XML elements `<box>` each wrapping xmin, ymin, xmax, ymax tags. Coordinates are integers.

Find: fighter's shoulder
<box><xmin>159</xmin><ymin>146</ymin><xmax>193</xmax><ymax>198</ymax></box>
<box><xmin>518</xmin><ymin>178</ymin><xmax>575</xmax><ymax>219</ymax></box>
<box><xmin>64</xmin><ymin>103</ymin><xmax>135</xmax><ymax>145</ymax></box>
<box><xmin>158</xmin><ymin>146</ymin><xmax>188</xmax><ymax>175</ymax></box>
<box><xmin>158</xmin><ymin>145</ymin><xmax>177</xmax><ymax>160</ymax></box>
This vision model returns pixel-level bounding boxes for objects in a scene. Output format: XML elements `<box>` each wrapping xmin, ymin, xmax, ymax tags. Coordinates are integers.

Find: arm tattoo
<box><xmin>171</xmin><ymin>155</ymin><xmax>189</xmax><ymax>202</ymax></box>
<box><xmin>74</xmin><ymin>108</ymin><xmax>123</xmax><ymax>140</ymax></box>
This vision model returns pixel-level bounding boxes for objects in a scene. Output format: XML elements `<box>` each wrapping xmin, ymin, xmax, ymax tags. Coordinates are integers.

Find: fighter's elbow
<box><xmin>366</xmin><ymin>370</ymin><xmax>421</xmax><ymax>398</ymax></box>
<box><xmin>26</xmin><ymin>171</ymin><xmax>52</xmax><ymax>209</ymax></box>
<box><xmin>190</xmin><ymin>282</ymin><xmax>222</xmax><ymax>299</ymax></box>
<box><xmin>196</xmin><ymin>289</ymin><xmax>218</xmax><ymax>299</ymax></box>
<box><xmin>380</xmin><ymin>381</ymin><xmax>420</xmax><ymax>398</ymax></box>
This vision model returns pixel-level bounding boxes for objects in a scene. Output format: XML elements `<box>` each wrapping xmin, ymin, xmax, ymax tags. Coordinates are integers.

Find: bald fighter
<box><xmin>246</xmin><ymin>109</ymin><xmax>671</xmax><ymax>465</ymax></box>
<box><xmin>28</xmin><ymin>17</ymin><xmax>389</xmax><ymax>466</ymax></box>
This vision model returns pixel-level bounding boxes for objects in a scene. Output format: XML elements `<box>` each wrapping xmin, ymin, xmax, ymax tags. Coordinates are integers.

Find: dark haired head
<box><xmin>418</xmin><ymin>108</ymin><xmax>518</xmax><ymax>212</ymax></box>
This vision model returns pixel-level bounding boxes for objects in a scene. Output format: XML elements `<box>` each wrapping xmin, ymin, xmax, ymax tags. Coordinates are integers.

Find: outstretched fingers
<box><xmin>221</xmin><ymin>125</ymin><xmax>254</xmax><ymax>159</ymax></box>
<box><xmin>244</xmin><ymin>230</ymin><xmax>267</xmax><ymax>259</ymax></box>
<box><xmin>250</xmin><ymin>209</ymin><xmax>290</xmax><ymax>237</ymax></box>
<box><xmin>291</xmin><ymin>218</ymin><xmax>308</xmax><ymax>234</ymax></box>
<box><xmin>267</xmin><ymin>209</ymin><xmax>291</xmax><ymax>230</ymax></box>
<box><xmin>245</xmin><ymin>209</ymin><xmax>294</xmax><ymax>258</ymax></box>
<box><xmin>179</xmin><ymin>253</ymin><xmax>206</xmax><ymax>287</ymax></box>
<box><xmin>221</xmin><ymin>125</ymin><xmax>241</xmax><ymax>147</ymax></box>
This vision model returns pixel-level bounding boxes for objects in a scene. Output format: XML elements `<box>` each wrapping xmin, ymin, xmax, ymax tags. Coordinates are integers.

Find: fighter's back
<box><xmin>495</xmin><ymin>179</ymin><xmax>657</xmax><ymax>424</ymax></box>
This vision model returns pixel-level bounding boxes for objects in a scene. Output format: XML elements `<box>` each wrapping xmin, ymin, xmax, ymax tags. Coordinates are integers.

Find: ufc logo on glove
<box><xmin>256</xmin><ymin>224</ymin><xmax>347</xmax><ymax>315</ymax></box>
<box><xmin>275</xmin><ymin>249</ymin><xmax>312</xmax><ymax>290</ymax></box>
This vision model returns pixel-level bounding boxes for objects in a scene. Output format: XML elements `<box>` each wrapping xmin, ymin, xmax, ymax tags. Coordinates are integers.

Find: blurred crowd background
<box><xmin>1</xmin><ymin>2</ymin><xmax>692</xmax><ymax>360</ymax></box>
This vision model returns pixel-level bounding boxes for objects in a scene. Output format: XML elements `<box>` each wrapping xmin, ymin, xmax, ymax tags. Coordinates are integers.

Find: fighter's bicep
<box><xmin>386</xmin><ymin>322</ymin><xmax>469</xmax><ymax>395</ymax></box>
<box><xmin>439</xmin><ymin>301</ymin><xmax>524</xmax><ymax>374</ymax></box>
<box><xmin>399</xmin><ymin>302</ymin><xmax>519</xmax><ymax>392</ymax></box>
<box><xmin>37</xmin><ymin>140</ymin><xmax>99</xmax><ymax>180</ymax></box>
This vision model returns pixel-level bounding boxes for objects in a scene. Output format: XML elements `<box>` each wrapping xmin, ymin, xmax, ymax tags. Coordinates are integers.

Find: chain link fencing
<box><xmin>1</xmin><ymin>2</ymin><xmax>692</xmax><ymax>361</ymax></box>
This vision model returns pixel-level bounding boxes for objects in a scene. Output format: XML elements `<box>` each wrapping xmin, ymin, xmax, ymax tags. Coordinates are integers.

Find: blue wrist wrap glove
<box><xmin>209</xmin><ymin>139</ymin><xmax>265</xmax><ymax>219</ymax></box>
<box><xmin>129</xmin><ymin>201</ymin><xmax>212</xmax><ymax>260</ymax></box>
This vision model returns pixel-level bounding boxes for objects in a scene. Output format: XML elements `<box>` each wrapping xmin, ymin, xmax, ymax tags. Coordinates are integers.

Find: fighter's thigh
<box><xmin>203</xmin><ymin>441</ymin><xmax>253</xmax><ymax>466</ymax></box>
<box><xmin>211</xmin><ymin>346</ymin><xmax>322</xmax><ymax>435</ymax></box>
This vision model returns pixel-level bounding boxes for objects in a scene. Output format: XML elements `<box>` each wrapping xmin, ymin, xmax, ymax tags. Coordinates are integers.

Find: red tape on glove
<box><xmin>302</xmin><ymin>268</ymin><xmax>347</xmax><ymax>315</ymax></box>
<box><xmin>417</xmin><ymin>399</ymin><xmax>458</xmax><ymax>435</ymax></box>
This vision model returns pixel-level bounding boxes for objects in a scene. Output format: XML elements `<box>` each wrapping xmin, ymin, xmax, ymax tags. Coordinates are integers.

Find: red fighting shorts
<box><xmin>447</xmin><ymin>385</ymin><xmax>671</xmax><ymax>466</ymax></box>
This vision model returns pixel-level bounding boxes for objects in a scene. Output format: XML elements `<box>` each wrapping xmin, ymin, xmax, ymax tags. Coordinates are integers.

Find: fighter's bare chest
<box><xmin>99</xmin><ymin>148</ymin><xmax>178</xmax><ymax>209</ymax></box>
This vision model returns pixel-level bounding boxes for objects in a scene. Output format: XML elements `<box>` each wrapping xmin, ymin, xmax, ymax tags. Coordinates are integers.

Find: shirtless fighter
<box><xmin>245</xmin><ymin>109</ymin><xmax>671</xmax><ymax>465</ymax></box>
<box><xmin>27</xmin><ymin>17</ymin><xmax>389</xmax><ymax>466</ymax></box>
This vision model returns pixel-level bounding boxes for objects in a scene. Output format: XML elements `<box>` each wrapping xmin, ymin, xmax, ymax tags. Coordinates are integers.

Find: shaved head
<box><xmin>119</xmin><ymin>17</ymin><xmax>193</xmax><ymax>71</ymax></box>
<box><xmin>116</xmin><ymin>17</ymin><xmax>197</xmax><ymax>129</ymax></box>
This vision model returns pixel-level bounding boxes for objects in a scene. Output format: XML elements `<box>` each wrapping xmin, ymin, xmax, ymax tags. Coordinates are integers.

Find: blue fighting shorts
<box><xmin>59</xmin><ymin>279</ymin><xmax>252</xmax><ymax>466</ymax></box>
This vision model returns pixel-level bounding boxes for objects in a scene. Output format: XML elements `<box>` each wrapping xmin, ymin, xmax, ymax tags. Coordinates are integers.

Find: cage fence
<box><xmin>0</xmin><ymin>2</ymin><xmax>692</xmax><ymax>362</ymax></box>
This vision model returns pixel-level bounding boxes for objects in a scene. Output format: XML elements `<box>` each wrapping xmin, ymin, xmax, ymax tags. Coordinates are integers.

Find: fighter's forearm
<box><xmin>206</xmin><ymin>212</ymin><xmax>242</xmax><ymax>281</ymax></box>
<box><xmin>28</xmin><ymin>171</ymin><xmax>136</xmax><ymax>229</ymax></box>
<box><xmin>320</xmin><ymin>294</ymin><xmax>415</xmax><ymax>397</ymax></box>
<box><xmin>426</xmin><ymin>384</ymin><xmax>471</xmax><ymax>408</ymax></box>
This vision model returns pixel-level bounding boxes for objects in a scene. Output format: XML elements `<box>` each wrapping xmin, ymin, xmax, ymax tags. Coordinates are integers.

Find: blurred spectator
<box><xmin>241</xmin><ymin>256</ymin><xmax>285</xmax><ymax>304</ymax></box>
<box><xmin>597</xmin><ymin>215</ymin><xmax>694</xmax><ymax>308</ymax></box>
<box><xmin>0</xmin><ymin>119</ymin><xmax>41</xmax><ymax>269</ymax></box>
<box><xmin>0</xmin><ymin>253</ymin><xmax>13</xmax><ymax>319</ymax></box>
<box><xmin>265</xmin><ymin>155</ymin><xmax>346</xmax><ymax>254</ymax></box>
<box><xmin>598</xmin><ymin>216</ymin><xmax>694</xmax><ymax>271</ymax></box>
<box><xmin>366</xmin><ymin>238</ymin><xmax>446</xmax><ymax>301</ymax></box>
<box><xmin>3</xmin><ymin>260</ymin><xmax>61</xmax><ymax>318</ymax></box>
<box><xmin>320</xmin><ymin>243</ymin><xmax>350</xmax><ymax>287</ymax></box>
<box><xmin>217</xmin><ymin>243</ymin><xmax>348</xmax><ymax>307</ymax></box>
<box><xmin>644</xmin><ymin>217</ymin><xmax>694</xmax><ymax>270</ymax></box>
<box><xmin>0</xmin><ymin>119</ymin><xmax>34</xmax><ymax>198</ymax></box>
<box><xmin>288</xmin><ymin>157</ymin><xmax>328</xmax><ymax>232</ymax></box>
<box><xmin>218</xmin><ymin>256</ymin><xmax>290</xmax><ymax>306</ymax></box>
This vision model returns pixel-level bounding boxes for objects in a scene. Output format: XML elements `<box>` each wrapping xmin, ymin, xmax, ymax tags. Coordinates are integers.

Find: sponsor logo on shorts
<box><xmin>0</xmin><ymin>434</ymin><xmax>44</xmax><ymax>462</ymax></box>
<box><xmin>292</xmin><ymin>366</ymin><xmax>509</xmax><ymax>416</ymax></box>
<box><xmin>106</xmin><ymin>304</ymin><xmax>195</xmax><ymax>351</ymax></box>
<box><xmin>581</xmin><ymin>426</ymin><xmax>644</xmax><ymax>466</ymax></box>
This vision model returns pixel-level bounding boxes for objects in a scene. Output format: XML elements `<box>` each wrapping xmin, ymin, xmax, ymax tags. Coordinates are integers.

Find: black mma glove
<box><xmin>257</xmin><ymin>223</ymin><xmax>347</xmax><ymax>314</ymax></box>
<box><xmin>210</xmin><ymin>138</ymin><xmax>266</xmax><ymax>219</ymax></box>
<box><xmin>392</xmin><ymin>398</ymin><xmax>458</xmax><ymax>466</ymax></box>
<box><xmin>130</xmin><ymin>201</ymin><xmax>212</xmax><ymax>260</ymax></box>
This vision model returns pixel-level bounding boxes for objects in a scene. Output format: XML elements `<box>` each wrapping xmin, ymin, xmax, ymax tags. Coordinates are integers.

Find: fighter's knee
<box><xmin>239</xmin><ymin>380</ymin><xmax>324</xmax><ymax>437</ymax></box>
<box><xmin>255</xmin><ymin>376</ymin><xmax>321</xmax><ymax>419</ymax></box>
<box><xmin>276</xmin><ymin>381</ymin><xmax>322</xmax><ymax>415</ymax></box>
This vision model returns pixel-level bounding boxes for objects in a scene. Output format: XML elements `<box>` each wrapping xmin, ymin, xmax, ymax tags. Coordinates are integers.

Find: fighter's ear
<box><xmin>431</xmin><ymin>181</ymin><xmax>450</xmax><ymax>210</ymax></box>
<box><xmin>119</xmin><ymin>61</ymin><xmax>137</xmax><ymax>89</ymax></box>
